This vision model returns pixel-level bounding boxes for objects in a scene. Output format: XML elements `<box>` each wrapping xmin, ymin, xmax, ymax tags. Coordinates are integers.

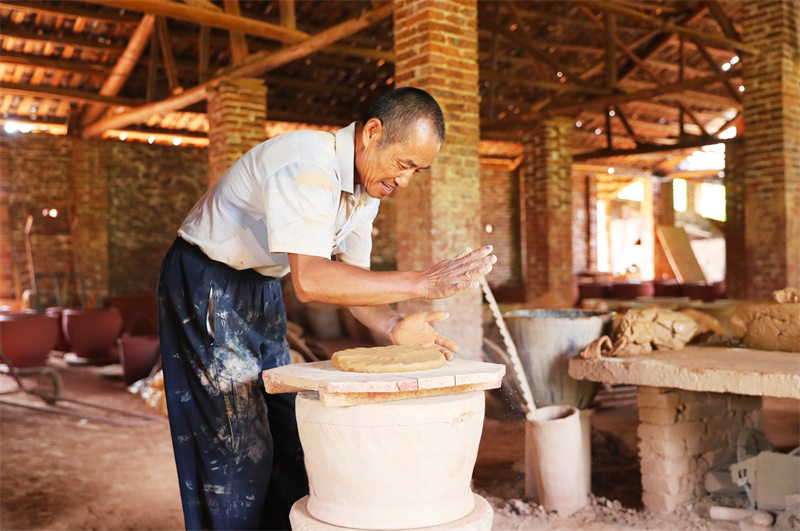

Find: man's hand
<box><xmin>421</xmin><ymin>245</ymin><xmax>496</xmax><ymax>300</ymax></box>
<box><xmin>389</xmin><ymin>311</ymin><xmax>459</xmax><ymax>360</ymax></box>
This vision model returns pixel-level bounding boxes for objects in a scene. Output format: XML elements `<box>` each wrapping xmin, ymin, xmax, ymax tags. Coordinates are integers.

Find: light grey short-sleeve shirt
<box><xmin>178</xmin><ymin>122</ymin><xmax>379</xmax><ymax>278</ymax></box>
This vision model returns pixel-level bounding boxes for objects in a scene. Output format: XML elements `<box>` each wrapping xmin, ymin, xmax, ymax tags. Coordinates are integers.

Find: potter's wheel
<box><xmin>263</xmin><ymin>358</ymin><xmax>505</xmax><ymax>407</ymax></box>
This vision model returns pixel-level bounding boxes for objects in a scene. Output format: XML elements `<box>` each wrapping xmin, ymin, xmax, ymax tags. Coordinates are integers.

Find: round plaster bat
<box><xmin>331</xmin><ymin>345</ymin><xmax>445</xmax><ymax>373</ymax></box>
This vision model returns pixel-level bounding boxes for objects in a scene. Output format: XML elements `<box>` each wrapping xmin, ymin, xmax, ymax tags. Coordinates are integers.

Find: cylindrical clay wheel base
<box><xmin>296</xmin><ymin>391</ymin><xmax>485</xmax><ymax>529</ymax></box>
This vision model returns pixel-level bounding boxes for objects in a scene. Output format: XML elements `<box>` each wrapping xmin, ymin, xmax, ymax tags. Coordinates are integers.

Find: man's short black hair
<box><xmin>364</xmin><ymin>87</ymin><xmax>445</xmax><ymax>146</ymax></box>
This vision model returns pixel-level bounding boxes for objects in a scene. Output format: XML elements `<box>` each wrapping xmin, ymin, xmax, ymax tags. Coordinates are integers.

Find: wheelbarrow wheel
<box><xmin>35</xmin><ymin>368</ymin><xmax>63</xmax><ymax>405</ymax></box>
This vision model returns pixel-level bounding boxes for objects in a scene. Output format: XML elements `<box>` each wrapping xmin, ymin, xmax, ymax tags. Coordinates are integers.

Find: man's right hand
<box><xmin>421</xmin><ymin>246</ymin><xmax>496</xmax><ymax>299</ymax></box>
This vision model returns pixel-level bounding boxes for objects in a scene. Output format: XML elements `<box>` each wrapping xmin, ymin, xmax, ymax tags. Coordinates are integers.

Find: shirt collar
<box><xmin>335</xmin><ymin>122</ymin><xmax>357</xmax><ymax>194</ymax></box>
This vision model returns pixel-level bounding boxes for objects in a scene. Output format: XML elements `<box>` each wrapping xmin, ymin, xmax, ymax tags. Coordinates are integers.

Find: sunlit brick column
<box><xmin>740</xmin><ymin>0</ymin><xmax>800</xmax><ymax>298</ymax></box>
<box><xmin>206</xmin><ymin>78</ymin><xmax>266</xmax><ymax>186</ymax></box>
<box><xmin>393</xmin><ymin>0</ymin><xmax>483</xmax><ymax>360</ymax></box>
<box><xmin>653</xmin><ymin>178</ymin><xmax>675</xmax><ymax>280</ymax></box>
<box><xmin>520</xmin><ymin>118</ymin><xmax>575</xmax><ymax>303</ymax></box>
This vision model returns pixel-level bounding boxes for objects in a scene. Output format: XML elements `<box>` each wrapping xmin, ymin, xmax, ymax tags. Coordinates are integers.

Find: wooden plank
<box><xmin>223</xmin><ymin>0</ymin><xmax>249</xmax><ymax>66</ymax></box>
<box><xmin>568</xmin><ymin>346</ymin><xmax>800</xmax><ymax>399</ymax></box>
<box><xmin>81</xmin><ymin>3</ymin><xmax>393</xmax><ymax>137</ymax></box>
<box><xmin>656</xmin><ymin>225</ymin><xmax>706</xmax><ymax>283</ymax></box>
<box><xmin>263</xmin><ymin>359</ymin><xmax>504</xmax><ymax>395</ymax></box>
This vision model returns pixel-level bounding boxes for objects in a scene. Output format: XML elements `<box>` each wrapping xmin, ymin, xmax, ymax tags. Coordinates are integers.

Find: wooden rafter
<box><xmin>574</xmin><ymin>136</ymin><xmax>729</xmax><ymax>161</ymax></box>
<box><xmin>703</xmin><ymin>1</ymin><xmax>742</xmax><ymax>42</ymax></box>
<box><xmin>691</xmin><ymin>39</ymin><xmax>742</xmax><ymax>103</ymax></box>
<box><xmin>82</xmin><ymin>14</ymin><xmax>155</xmax><ymax>126</ymax></box>
<box><xmin>0</xmin><ymin>1</ymin><xmax>139</xmax><ymax>25</ymax></box>
<box><xmin>223</xmin><ymin>0</ymin><xmax>249</xmax><ymax>65</ymax></box>
<box><xmin>483</xmin><ymin>73</ymin><xmax>734</xmax><ymax>129</ymax></box>
<box><xmin>280</xmin><ymin>0</ymin><xmax>297</xmax><ymax>31</ymax></box>
<box><xmin>82</xmin><ymin>3</ymin><xmax>393</xmax><ymax>138</ymax></box>
<box><xmin>479</xmin><ymin>70</ymin><xmax>610</xmax><ymax>95</ymax></box>
<box><xmin>574</xmin><ymin>0</ymin><xmax>759</xmax><ymax>54</ymax></box>
<box><xmin>0</xmin><ymin>81</ymin><xmax>142</xmax><ymax>107</ymax></box>
<box><xmin>198</xmin><ymin>25</ymin><xmax>210</xmax><ymax>83</ymax></box>
<box><xmin>156</xmin><ymin>16</ymin><xmax>180</xmax><ymax>92</ymax></box>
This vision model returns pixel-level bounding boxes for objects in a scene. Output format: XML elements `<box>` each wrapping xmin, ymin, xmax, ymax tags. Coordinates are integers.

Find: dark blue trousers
<box><xmin>157</xmin><ymin>237</ymin><xmax>308</xmax><ymax>530</ymax></box>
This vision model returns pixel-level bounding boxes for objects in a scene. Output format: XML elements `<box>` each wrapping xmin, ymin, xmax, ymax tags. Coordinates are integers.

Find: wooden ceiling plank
<box><xmin>0</xmin><ymin>1</ymin><xmax>139</xmax><ymax>25</ymax></box>
<box><xmin>479</xmin><ymin>69</ymin><xmax>610</xmax><ymax>95</ymax></box>
<box><xmin>0</xmin><ymin>26</ymin><xmax>126</xmax><ymax>53</ymax></box>
<box><xmin>82</xmin><ymin>14</ymin><xmax>155</xmax><ymax>126</ymax></box>
<box><xmin>574</xmin><ymin>0</ymin><xmax>758</xmax><ymax>54</ymax></box>
<box><xmin>0</xmin><ymin>81</ymin><xmax>142</xmax><ymax>107</ymax></box>
<box><xmin>156</xmin><ymin>16</ymin><xmax>180</xmax><ymax>93</ymax></box>
<box><xmin>0</xmin><ymin>50</ymin><xmax>112</xmax><ymax>76</ymax></box>
<box><xmin>223</xmin><ymin>0</ymin><xmax>249</xmax><ymax>66</ymax></box>
<box><xmin>82</xmin><ymin>0</ymin><xmax>310</xmax><ymax>45</ymax></box>
<box><xmin>82</xmin><ymin>3</ymin><xmax>393</xmax><ymax>138</ymax></box>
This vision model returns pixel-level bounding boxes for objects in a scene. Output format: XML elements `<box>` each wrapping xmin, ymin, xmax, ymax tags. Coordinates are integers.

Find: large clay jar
<box><xmin>118</xmin><ymin>333</ymin><xmax>160</xmax><ymax>385</ymax></box>
<box><xmin>0</xmin><ymin>312</ymin><xmax>59</xmax><ymax>368</ymax></box>
<box><xmin>610</xmin><ymin>280</ymin><xmax>655</xmax><ymax>300</ymax></box>
<box><xmin>679</xmin><ymin>282</ymin><xmax>716</xmax><ymax>302</ymax></box>
<box><xmin>297</xmin><ymin>390</ymin><xmax>485</xmax><ymax>529</ymax></box>
<box><xmin>62</xmin><ymin>307</ymin><xmax>123</xmax><ymax>360</ymax></box>
<box><xmin>578</xmin><ymin>281</ymin><xmax>611</xmax><ymax>301</ymax></box>
<box><xmin>653</xmin><ymin>279</ymin><xmax>680</xmax><ymax>297</ymax></box>
<box><xmin>45</xmin><ymin>307</ymin><xmax>70</xmax><ymax>351</ymax></box>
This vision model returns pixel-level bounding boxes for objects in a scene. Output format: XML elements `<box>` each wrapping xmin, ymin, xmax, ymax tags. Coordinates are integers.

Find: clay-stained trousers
<box><xmin>157</xmin><ymin>237</ymin><xmax>308</xmax><ymax>530</ymax></box>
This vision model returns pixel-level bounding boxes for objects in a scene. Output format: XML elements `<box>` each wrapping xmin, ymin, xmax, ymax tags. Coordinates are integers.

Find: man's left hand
<box><xmin>389</xmin><ymin>311</ymin><xmax>458</xmax><ymax>360</ymax></box>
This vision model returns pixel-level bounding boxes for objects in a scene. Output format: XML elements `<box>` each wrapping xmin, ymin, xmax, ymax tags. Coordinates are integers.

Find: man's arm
<box><xmin>287</xmin><ymin>246</ymin><xmax>494</xmax><ymax>306</ymax></box>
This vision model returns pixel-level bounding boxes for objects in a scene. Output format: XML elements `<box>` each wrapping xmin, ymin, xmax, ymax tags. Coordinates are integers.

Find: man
<box><xmin>157</xmin><ymin>87</ymin><xmax>495</xmax><ymax>530</ymax></box>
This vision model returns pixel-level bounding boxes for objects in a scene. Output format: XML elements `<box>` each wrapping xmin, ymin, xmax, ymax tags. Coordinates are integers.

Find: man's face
<box><xmin>356</xmin><ymin>118</ymin><xmax>441</xmax><ymax>199</ymax></box>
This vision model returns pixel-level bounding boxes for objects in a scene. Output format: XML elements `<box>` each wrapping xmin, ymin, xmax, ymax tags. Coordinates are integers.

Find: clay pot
<box><xmin>610</xmin><ymin>280</ymin><xmax>655</xmax><ymax>300</ymax></box>
<box><xmin>62</xmin><ymin>307</ymin><xmax>123</xmax><ymax>360</ymax></box>
<box><xmin>711</xmin><ymin>280</ymin><xmax>727</xmax><ymax>300</ymax></box>
<box><xmin>679</xmin><ymin>282</ymin><xmax>716</xmax><ymax>301</ymax></box>
<box><xmin>118</xmin><ymin>333</ymin><xmax>160</xmax><ymax>386</ymax></box>
<box><xmin>45</xmin><ymin>307</ymin><xmax>70</xmax><ymax>351</ymax></box>
<box><xmin>578</xmin><ymin>282</ymin><xmax>611</xmax><ymax>301</ymax></box>
<box><xmin>110</xmin><ymin>294</ymin><xmax>158</xmax><ymax>335</ymax></box>
<box><xmin>0</xmin><ymin>312</ymin><xmax>59</xmax><ymax>368</ymax></box>
<box><xmin>296</xmin><ymin>390</ymin><xmax>485</xmax><ymax>529</ymax></box>
<box><xmin>653</xmin><ymin>279</ymin><xmax>680</xmax><ymax>297</ymax></box>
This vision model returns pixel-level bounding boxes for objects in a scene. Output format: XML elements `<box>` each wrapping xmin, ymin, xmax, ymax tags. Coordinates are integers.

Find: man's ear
<box><xmin>363</xmin><ymin>118</ymin><xmax>383</xmax><ymax>145</ymax></box>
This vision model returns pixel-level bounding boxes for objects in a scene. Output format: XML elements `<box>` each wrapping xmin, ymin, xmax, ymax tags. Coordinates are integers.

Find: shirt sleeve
<box><xmin>336</xmin><ymin>201</ymin><xmax>379</xmax><ymax>269</ymax></box>
<box><xmin>263</xmin><ymin>160</ymin><xmax>339</xmax><ymax>259</ymax></box>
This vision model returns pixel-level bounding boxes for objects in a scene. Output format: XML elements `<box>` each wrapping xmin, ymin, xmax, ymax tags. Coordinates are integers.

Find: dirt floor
<box><xmin>1</xmin><ymin>354</ymin><xmax>798</xmax><ymax>531</ymax></box>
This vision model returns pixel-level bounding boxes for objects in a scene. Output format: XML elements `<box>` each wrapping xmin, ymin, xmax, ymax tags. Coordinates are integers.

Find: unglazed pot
<box><xmin>62</xmin><ymin>307</ymin><xmax>123</xmax><ymax>360</ymax></box>
<box><xmin>45</xmin><ymin>307</ymin><xmax>70</xmax><ymax>351</ymax></box>
<box><xmin>118</xmin><ymin>333</ymin><xmax>160</xmax><ymax>385</ymax></box>
<box><xmin>0</xmin><ymin>312</ymin><xmax>58</xmax><ymax>368</ymax></box>
<box><xmin>296</xmin><ymin>390</ymin><xmax>485</xmax><ymax>529</ymax></box>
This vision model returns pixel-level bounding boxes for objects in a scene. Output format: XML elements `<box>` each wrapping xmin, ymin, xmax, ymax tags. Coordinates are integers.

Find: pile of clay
<box><xmin>331</xmin><ymin>345</ymin><xmax>445</xmax><ymax>373</ymax></box>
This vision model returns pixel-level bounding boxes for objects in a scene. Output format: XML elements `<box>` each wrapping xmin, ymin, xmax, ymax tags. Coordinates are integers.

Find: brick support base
<box><xmin>393</xmin><ymin>0</ymin><xmax>483</xmax><ymax>360</ymax></box>
<box><xmin>637</xmin><ymin>386</ymin><xmax>763</xmax><ymax>513</ymax></box>
<box><xmin>206</xmin><ymin>78</ymin><xmax>267</xmax><ymax>186</ymax></box>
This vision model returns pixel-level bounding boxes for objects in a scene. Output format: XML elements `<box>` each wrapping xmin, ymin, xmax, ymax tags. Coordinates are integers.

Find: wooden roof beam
<box><xmin>0</xmin><ymin>50</ymin><xmax>111</xmax><ymax>76</ymax></box>
<box><xmin>479</xmin><ymin>70</ymin><xmax>611</xmax><ymax>95</ymax></box>
<box><xmin>574</xmin><ymin>136</ymin><xmax>729</xmax><ymax>161</ymax></box>
<box><xmin>156</xmin><ymin>16</ymin><xmax>180</xmax><ymax>92</ymax></box>
<box><xmin>82</xmin><ymin>3</ymin><xmax>393</xmax><ymax>138</ymax></box>
<box><xmin>280</xmin><ymin>0</ymin><xmax>297</xmax><ymax>31</ymax></box>
<box><xmin>703</xmin><ymin>1</ymin><xmax>742</xmax><ymax>42</ymax></box>
<box><xmin>83</xmin><ymin>0</ymin><xmax>314</xmax><ymax>45</ymax></box>
<box><xmin>574</xmin><ymin>0</ymin><xmax>759</xmax><ymax>55</ymax></box>
<box><xmin>223</xmin><ymin>0</ymin><xmax>249</xmax><ymax>65</ymax></box>
<box><xmin>82</xmin><ymin>14</ymin><xmax>155</xmax><ymax>126</ymax></box>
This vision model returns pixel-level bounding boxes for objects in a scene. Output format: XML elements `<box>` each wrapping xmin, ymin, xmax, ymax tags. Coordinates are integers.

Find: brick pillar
<box><xmin>206</xmin><ymin>78</ymin><xmax>267</xmax><ymax>186</ymax></box>
<box><xmin>654</xmin><ymin>178</ymin><xmax>675</xmax><ymax>280</ymax></box>
<box><xmin>0</xmin><ymin>134</ymin><xmax>12</xmax><ymax>299</ymax></box>
<box><xmin>640</xmin><ymin>178</ymin><xmax>655</xmax><ymax>280</ymax></box>
<box><xmin>393</xmin><ymin>0</ymin><xmax>483</xmax><ymax>360</ymax></box>
<box><xmin>725</xmin><ymin>139</ymin><xmax>746</xmax><ymax>297</ymax></box>
<box><xmin>521</xmin><ymin>118</ymin><xmax>574</xmax><ymax>303</ymax></box>
<box><xmin>741</xmin><ymin>0</ymin><xmax>800</xmax><ymax>298</ymax></box>
<box><xmin>637</xmin><ymin>387</ymin><xmax>762</xmax><ymax>513</ymax></box>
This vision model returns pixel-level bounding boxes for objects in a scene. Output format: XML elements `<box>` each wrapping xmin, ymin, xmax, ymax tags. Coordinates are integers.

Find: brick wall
<box><xmin>741</xmin><ymin>0</ymin><xmax>800</xmax><ymax>297</ymax></box>
<box><xmin>207</xmin><ymin>78</ymin><xmax>267</xmax><ymax>186</ymax></box>
<box><xmin>0</xmin><ymin>132</ymin><xmax>207</xmax><ymax>306</ymax></box>
<box><xmin>520</xmin><ymin>118</ymin><xmax>575</xmax><ymax>303</ymax></box>
<box><xmin>394</xmin><ymin>0</ymin><xmax>483</xmax><ymax>360</ymax></box>
<box><xmin>637</xmin><ymin>386</ymin><xmax>762</xmax><ymax>513</ymax></box>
